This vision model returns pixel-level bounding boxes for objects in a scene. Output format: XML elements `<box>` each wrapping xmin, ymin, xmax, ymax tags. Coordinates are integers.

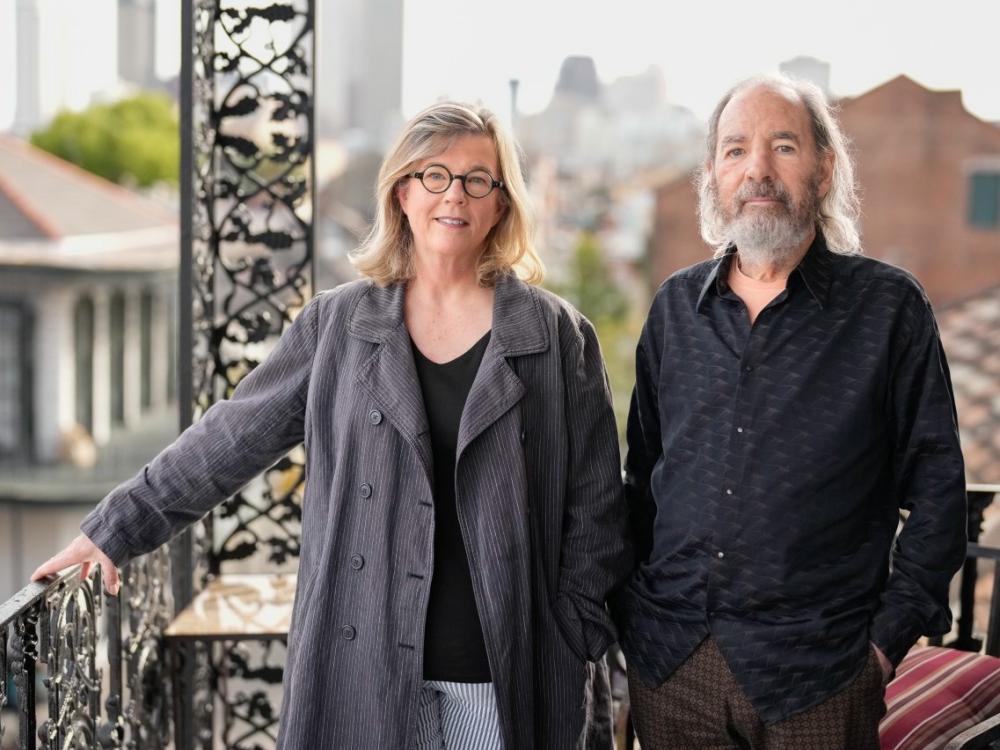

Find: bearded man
<box><xmin>612</xmin><ymin>76</ymin><xmax>967</xmax><ymax>749</ymax></box>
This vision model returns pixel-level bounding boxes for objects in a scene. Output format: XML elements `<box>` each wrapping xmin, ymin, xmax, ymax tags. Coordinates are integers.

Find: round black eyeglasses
<box><xmin>408</xmin><ymin>164</ymin><xmax>504</xmax><ymax>198</ymax></box>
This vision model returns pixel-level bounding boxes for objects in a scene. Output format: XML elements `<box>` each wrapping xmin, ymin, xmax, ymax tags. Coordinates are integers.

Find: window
<box><xmin>969</xmin><ymin>171</ymin><xmax>1000</xmax><ymax>228</ymax></box>
<box><xmin>110</xmin><ymin>291</ymin><xmax>126</xmax><ymax>425</ymax></box>
<box><xmin>140</xmin><ymin>289</ymin><xmax>153</xmax><ymax>410</ymax></box>
<box><xmin>0</xmin><ymin>302</ymin><xmax>31</xmax><ymax>459</ymax></box>
<box><xmin>74</xmin><ymin>296</ymin><xmax>95</xmax><ymax>434</ymax></box>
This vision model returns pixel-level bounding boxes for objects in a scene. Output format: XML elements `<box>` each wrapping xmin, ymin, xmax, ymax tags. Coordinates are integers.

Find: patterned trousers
<box><xmin>628</xmin><ymin>638</ymin><xmax>886</xmax><ymax>750</ymax></box>
<box><xmin>413</xmin><ymin>680</ymin><xmax>503</xmax><ymax>750</ymax></box>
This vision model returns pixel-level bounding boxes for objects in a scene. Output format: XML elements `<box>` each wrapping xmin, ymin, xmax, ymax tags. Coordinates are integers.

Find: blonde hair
<box><xmin>350</xmin><ymin>101</ymin><xmax>544</xmax><ymax>286</ymax></box>
<box><xmin>697</xmin><ymin>75</ymin><xmax>862</xmax><ymax>257</ymax></box>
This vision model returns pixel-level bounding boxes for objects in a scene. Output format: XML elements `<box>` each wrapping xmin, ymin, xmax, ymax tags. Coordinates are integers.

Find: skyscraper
<box><xmin>118</xmin><ymin>0</ymin><xmax>157</xmax><ymax>89</ymax></box>
<box><xmin>317</xmin><ymin>0</ymin><xmax>403</xmax><ymax>145</ymax></box>
<box><xmin>12</xmin><ymin>0</ymin><xmax>119</xmax><ymax>135</ymax></box>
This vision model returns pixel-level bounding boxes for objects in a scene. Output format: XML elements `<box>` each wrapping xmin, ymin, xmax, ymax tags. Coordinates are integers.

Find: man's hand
<box><xmin>31</xmin><ymin>533</ymin><xmax>120</xmax><ymax>596</ymax></box>
<box><xmin>872</xmin><ymin>642</ymin><xmax>893</xmax><ymax>686</ymax></box>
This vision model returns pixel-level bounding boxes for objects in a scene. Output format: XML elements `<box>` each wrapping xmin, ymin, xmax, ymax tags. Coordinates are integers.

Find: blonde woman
<box><xmin>33</xmin><ymin>101</ymin><xmax>631</xmax><ymax>749</ymax></box>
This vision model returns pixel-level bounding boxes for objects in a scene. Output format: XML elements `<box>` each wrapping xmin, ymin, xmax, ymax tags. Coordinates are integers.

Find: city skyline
<box><xmin>3</xmin><ymin>0</ymin><xmax>998</xmax><ymax>133</ymax></box>
<box><xmin>402</xmin><ymin>0</ymin><xmax>1000</xmax><ymax>124</ymax></box>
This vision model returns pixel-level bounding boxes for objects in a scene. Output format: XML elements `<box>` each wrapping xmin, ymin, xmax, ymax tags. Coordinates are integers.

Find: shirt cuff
<box><xmin>869</xmin><ymin>606</ymin><xmax>926</xmax><ymax>667</ymax></box>
<box><xmin>81</xmin><ymin>511</ymin><xmax>133</xmax><ymax>568</ymax></box>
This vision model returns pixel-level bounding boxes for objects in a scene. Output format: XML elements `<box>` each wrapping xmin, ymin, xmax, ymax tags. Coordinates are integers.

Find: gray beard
<box><xmin>729</xmin><ymin>210</ymin><xmax>814</xmax><ymax>269</ymax></box>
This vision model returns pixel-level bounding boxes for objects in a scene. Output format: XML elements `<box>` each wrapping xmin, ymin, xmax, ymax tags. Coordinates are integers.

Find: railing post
<box><xmin>952</xmin><ymin>489</ymin><xmax>996</xmax><ymax>651</ymax></box>
<box><xmin>12</xmin><ymin>608</ymin><xmax>38</xmax><ymax>749</ymax></box>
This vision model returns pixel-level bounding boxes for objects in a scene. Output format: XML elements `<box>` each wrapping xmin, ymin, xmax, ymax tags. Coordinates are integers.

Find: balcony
<box><xmin>4</xmin><ymin>486</ymin><xmax>1000</xmax><ymax>749</ymax></box>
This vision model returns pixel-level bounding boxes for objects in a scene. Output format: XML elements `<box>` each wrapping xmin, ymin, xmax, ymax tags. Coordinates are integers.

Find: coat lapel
<box><xmin>349</xmin><ymin>282</ymin><xmax>433</xmax><ymax>480</ymax></box>
<box><xmin>347</xmin><ymin>275</ymin><xmax>550</xmax><ymax>472</ymax></box>
<box><xmin>456</xmin><ymin>274</ymin><xmax>549</xmax><ymax>459</ymax></box>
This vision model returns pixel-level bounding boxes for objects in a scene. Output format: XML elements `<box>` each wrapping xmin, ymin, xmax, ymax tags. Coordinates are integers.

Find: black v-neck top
<box><xmin>412</xmin><ymin>330</ymin><xmax>492</xmax><ymax>682</ymax></box>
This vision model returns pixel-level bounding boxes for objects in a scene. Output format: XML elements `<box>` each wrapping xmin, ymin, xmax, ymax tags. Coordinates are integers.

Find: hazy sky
<box><xmin>3</xmin><ymin>0</ymin><xmax>997</xmax><ymax>132</ymax></box>
<box><xmin>401</xmin><ymin>0</ymin><xmax>1000</xmax><ymax>123</ymax></box>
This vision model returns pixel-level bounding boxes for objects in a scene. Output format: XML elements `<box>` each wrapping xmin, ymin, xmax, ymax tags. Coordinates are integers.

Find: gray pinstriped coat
<box><xmin>82</xmin><ymin>274</ymin><xmax>632</xmax><ymax>749</ymax></box>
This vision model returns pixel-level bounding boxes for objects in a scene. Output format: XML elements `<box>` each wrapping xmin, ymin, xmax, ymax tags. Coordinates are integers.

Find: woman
<box><xmin>33</xmin><ymin>101</ymin><xmax>631</xmax><ymax>749</ymax></box>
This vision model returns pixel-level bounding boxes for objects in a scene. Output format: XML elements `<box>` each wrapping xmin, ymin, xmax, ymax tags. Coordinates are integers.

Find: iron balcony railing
<box><xmin>0</xmin><ymin>550</ymin><xmax>173</xmax><ymax>750</ymax></box>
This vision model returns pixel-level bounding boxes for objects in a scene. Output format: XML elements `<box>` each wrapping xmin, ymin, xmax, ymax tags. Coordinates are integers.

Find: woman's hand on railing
<box><xmin>31</xmin><ymin>533</ymin><xmax>121</xmax><ymax>595</ymax></box>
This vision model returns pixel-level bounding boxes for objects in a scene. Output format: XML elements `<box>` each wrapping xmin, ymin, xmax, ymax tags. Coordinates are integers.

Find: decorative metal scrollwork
<box><xmin>121</xmin><ymin>550</ymin><xmax>174</xmax><ymax>749</ymax></box>
<box><xmin>11</xmin><ymin>604</ymin><xmax>39</xmax><ymax>747</ymax></box>
<box><xmin>0</xmin><ymin>624</ymin><xmax>7</xmax><ymax>739</ymax></box>
<box><xmin>38</xmin><ymin>574</ymin><xmax>102</xmax><ymax>749</ymax></box>
<box><xmin>218</xmin><ymin>640</ymin><xmax>287</xmax><ymax>749</ymax></box>
<box><xmin>188</xmin><ymin>0</ymin><xmax>314</xmax><ymax>579</ymax></box>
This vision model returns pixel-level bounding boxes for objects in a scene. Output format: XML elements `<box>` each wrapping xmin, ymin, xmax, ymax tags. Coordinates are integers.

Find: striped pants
<box><xmin>413</xmin><ymin>680</ymin><xmax>503</xmax><ymax>749</ymax></box>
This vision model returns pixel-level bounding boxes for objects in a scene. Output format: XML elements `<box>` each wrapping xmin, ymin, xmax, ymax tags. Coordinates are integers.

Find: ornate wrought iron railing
<box><xmin>0</xmin><ymin>550</ymin><xmax>173</xmax><ymax>749</ymax></box>
<box><xmin>171</xmin><ymin>0</ymin><xmax>316</xmax><ymax>746</ymax></box>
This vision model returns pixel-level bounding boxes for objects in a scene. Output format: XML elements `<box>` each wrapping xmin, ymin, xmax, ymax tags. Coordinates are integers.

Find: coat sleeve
<box><xmin>552</xmin><ymin>311</ymin><xmax>633</xmax><ymax>661</ymax></box>
<box><xmin>623</xmin><ymin>315</ymin><xmax>662</xmax><ymax>565</ymax></box>
<box><xmin>869</xmin><ymin>290</ymin><xmax>967</xmax><ymax>667</ymax></box>
<box><xmin>80</xmin><ymin>294</ymin><xmax>322</xmax><ymax>567</ymax></box>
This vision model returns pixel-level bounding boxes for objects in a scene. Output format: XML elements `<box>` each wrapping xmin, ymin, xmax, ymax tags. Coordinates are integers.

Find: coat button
<box><xmin>350</xmin><ymin>554</ymin><xmax>364</xmax><ymax>570</ymax></box>
<box><xmin>342</xmin><ymin>625</ymin><xmax>356</xmax><ymax>641</ymax></box>
<box><xmin>368</xmin><ymin>409</ymin><xmax>383</xmax><ymax>425</ymax></box>
<box><xmin>359</xmin><ymin>483</ymin><xmax>372</xmax><ymax>499</ymax></box>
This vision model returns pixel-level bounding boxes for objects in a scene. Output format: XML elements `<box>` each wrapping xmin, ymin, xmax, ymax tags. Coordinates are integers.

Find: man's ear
<box><xmin>817</xmin><ymin>150</ymin><xmax>834</xmax><ymax>199</ymax></box>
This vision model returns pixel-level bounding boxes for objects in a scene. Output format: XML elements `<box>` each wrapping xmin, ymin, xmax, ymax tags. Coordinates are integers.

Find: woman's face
<box><xmin>396</xmin><ymin>134</ymin><xmax>506</xmax><ymax>266</ymax></box>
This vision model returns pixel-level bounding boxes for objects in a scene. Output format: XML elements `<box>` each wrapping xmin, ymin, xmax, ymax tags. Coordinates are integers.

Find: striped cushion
<box><xmin>880</xmin><ymin>646</ymin><xmax>1000</xmax><ymax>750</ymax></box>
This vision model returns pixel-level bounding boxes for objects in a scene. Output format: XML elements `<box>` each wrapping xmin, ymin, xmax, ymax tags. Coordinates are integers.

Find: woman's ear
<box><xmin>395</xmin><ymin>180</ymin><xmax>410</xmax><ymax>215</ymax></box>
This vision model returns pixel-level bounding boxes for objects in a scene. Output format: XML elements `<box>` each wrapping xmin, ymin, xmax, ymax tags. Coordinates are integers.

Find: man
<box><xmin>613</xmin><ymin>76</ymin><xmax>967</xmax><ymax>749</ymax></box>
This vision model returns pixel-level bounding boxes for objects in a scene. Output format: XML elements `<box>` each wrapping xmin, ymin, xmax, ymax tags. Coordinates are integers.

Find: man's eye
<box><xmin>725</xmin><ymin>148</ymin><xmax>744</xmax><ymax>158</ymax></box>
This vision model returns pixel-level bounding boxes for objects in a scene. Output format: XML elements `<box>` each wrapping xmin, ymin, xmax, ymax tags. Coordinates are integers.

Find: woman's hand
<box><xmin>31</xmin><ymin>533</ymin><xmax>120</xmax><ymax>595</ymax></box>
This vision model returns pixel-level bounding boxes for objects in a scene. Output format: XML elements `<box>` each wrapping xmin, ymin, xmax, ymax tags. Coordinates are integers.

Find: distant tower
<box><xmin>318</xmin><ymin>0</ymin><xmax>403</xmax><ymax>144</ymax></box>
<box><xmin>779</xmin><ymin>56</ymin><xmax>831</xmax><ymax>95</ymax></box>
<box><xmin>13</xmin><ymin>0</ymin><xmax>119</xmax><ymax>135</ymax></box>
<box><xmin>509</xmin><ymin>78</ymin><xmax>519</xmax><ymax>128</ymax></box>
<box><xmin>554</xmin><ymin>56</ymin><xmax>600</xmax><ymax>101</ymax></box>
<box><xmin>118</xmin><ymin>0</ymin><xmax>157</xmax><ymax>88</ymax></box>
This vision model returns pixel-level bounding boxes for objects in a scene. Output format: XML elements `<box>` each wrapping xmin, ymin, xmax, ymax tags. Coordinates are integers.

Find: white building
<box><xmin>0</xmin><ymin>135</ymin><xmax>178</xmax><ymax>600</ymax></box>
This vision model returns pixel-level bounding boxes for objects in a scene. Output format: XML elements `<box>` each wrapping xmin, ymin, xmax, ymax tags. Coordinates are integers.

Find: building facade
<box><xmin>0</xmin><ymin>135</ymin><xmax>178</xmax><ymax>602</ymax></box>
<box><xmin>649</xmin><ymin>75</ymin><xmax>1000</xmax><ymax>307</ymax></box>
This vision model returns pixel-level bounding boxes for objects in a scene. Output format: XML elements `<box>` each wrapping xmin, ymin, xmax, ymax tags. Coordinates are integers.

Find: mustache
<box><xmin>736</xmin><ymin>180</ymin><xmax>792</xmax><ymax>208</ymax></box>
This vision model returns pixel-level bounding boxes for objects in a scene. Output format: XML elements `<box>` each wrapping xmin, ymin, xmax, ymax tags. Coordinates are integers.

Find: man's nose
<box><xmin>743</xmin><ymin>147</ymin><xmax>775</xmax><ymax>183</ymax></box>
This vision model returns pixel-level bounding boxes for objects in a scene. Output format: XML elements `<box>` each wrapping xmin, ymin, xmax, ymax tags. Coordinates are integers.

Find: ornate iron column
<box><xmin>177</xmin><ymin>0</ymin><xmax>316</xmax><ymax>747</ymax></box>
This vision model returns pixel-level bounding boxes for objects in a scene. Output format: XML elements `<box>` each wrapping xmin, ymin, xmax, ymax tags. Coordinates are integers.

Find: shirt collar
<box><xmin>695</xmin><ymin>230</ymin><xmax>835</xmax><ymax>314</ymax></box>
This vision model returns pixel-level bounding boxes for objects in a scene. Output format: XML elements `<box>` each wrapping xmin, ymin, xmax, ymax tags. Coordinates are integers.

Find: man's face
<box><xmin>709</xmin><ymin>85</ymin><xmax>833</xmax><ymax>256</ymax></box>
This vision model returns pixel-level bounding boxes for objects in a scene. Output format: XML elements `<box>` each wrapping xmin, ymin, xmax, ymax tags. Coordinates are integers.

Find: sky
<box><xmin>400</xmin><ymin>0</ymin><xmax>1000</xmax><ymax>124</ymax></box>
<box><xmin>2</xmin><ymin>0</ymin><xmax>997</xmax><ymax>131</ymax></box>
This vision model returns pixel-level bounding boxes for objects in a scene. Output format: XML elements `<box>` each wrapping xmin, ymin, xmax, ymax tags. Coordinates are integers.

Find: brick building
<box><xmin>648</xmin><ymin>75</ymin><xmax>1000</xmax><ymax>307</ymax></box>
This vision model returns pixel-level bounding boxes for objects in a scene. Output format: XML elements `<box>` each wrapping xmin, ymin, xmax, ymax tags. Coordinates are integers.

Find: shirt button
<box><xmin>350</xmin><ymin>554</ymin><xmax>364</xmax><ymax>570</ymax></box>
<box><xmin>359</xmin><ymin>483</ymin><xmax>372</xmax><ymax>499</ymax></box>
<box><xmin>342</xmin><ymin>625</ymin><xmax>356</xmax><ymax>641</ymax></box>
<box><xmin>736</xmin><ymin>427</ymin><xmax>744</xmax><ymax>433</ymax></box>
<box><xmin>717</xmin><ymin>551</ymin><xmax>725</xmax><ymax>559</ymax></box>
<box><xmin>725</xmin><ymin>488</ymin><xmax>733</xmax><ymax>496</ymax></box>
<box><xmin>744</xmin><ymin>365</ymin><xmax>754</xmax><ymax>373</ymax></box>
<box><xmin>368</xmin><ymin>409</ymin><xmax>383</xmax><ymax>426</ymax></box>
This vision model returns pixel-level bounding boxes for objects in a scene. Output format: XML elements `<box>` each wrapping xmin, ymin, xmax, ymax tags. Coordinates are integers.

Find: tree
<box><xmin>549</xmin><ymin>232</ymin><xmax>642</xmax><ymax>450</ymax></box>
<box><xmin>31</xmin><ymin>93</ymin><xmax>179</xmax><ymax>188</ymax></box>
<box><xmin>554</xmin><ymin>231</ymin><xmax>629</xmax><ymax>327</ymax></box>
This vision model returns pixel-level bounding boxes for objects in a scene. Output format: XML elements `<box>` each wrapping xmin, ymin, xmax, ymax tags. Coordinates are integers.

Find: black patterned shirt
<box><xmin>613</xmin><ymin>233</ymin><xmax>967</xmax><ymax>722</ymax></box>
